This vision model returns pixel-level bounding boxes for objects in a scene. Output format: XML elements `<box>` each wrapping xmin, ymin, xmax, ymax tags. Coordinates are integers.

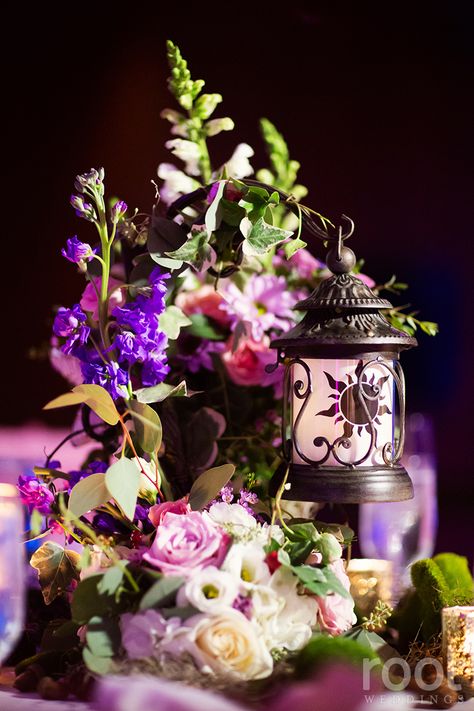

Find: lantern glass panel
<box><xmin>291</xmin><ymin>357</ymin><xmax>395</xmax><ymax>467</ymax></box>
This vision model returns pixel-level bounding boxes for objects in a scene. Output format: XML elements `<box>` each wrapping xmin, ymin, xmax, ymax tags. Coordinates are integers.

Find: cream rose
<box><xmin>174</xmin><ymin>610</ymin><xmax>273</xmax><ymax>680</ymax></box>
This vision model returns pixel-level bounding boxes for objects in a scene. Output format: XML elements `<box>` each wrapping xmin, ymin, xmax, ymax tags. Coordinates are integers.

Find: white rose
<box><xmin>177</xmin><ymin>566</ymin><xmax>240</xmax><ymax>614</ymax></box>
<box><xmin>265</xmin><ymin>567</ymin><xmax>318</xmax><ymax>652</ymax></box>
<box><xmin>222</xmin><ymin>541</ymin><xmax>271</xmax><ymax>587</ymax></box>
<box><xmin>165</xmin><ymin>610</ymin><xmax>273</xmax><ymax>680</ymax></box>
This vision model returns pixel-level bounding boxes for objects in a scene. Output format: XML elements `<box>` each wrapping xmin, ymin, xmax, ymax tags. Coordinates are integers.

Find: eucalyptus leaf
<box><xmin>86</xmin><ymin>616</ymin><xmax>120</xmax><ymax>658</ymax></box>
<box><xmin>133</xmin><ymin>380</ymin><xmax>190</xmax><ymax>404</ymax></box>
<box><xmin>242</xmin><ymin>217</ymin><xmax>293</xmax><ymax>257</ymax></box>
<box><xmin>30</xmin><ymin>542</ymin><xmax>81</xmax><ymax>605</ymax></box>
<box><xmin>72</xmin><ymin>574</ymin><xmax>121</xmax><ymax>624</ymax></box>
<box><xmin>128</xmin><ymin>401</ymin><xmax>162</xmax><ymax>453</ymax></box>
<box><xmin>159</xmin><ymin>305</ymin><xmax>192</xmax><ymax>340</ymax></box>
<box><xmin>105</xmin><ymin>458</ymin><xmax>141</xmax><ymax>521</ymax></box>
<box><xmin>44</xmin><ymin>384</ymin><xmax>119</xmax><ymax>426</ymax></box>
<box><xmin>83</xmin><ymin>647</ymin><xmax>113</xmax><ymax>675</ymax></box>
<box><xmin>97</xmin><ymin>565</ymin><xmax>125</xmax><ymax>596</ymax></box>
<box><xmin>68</xmin><ymin>473</ymin><xmax>110</xmax><ymax>518</ymax></box>
<box><xmin>188</xmin><ymin>463</ymin><xmax>235</xmax><ymax>510</ymax></box>
<box><xmin>139</xmin><ymin>576</ymin><xmax>184</xmax><ymax>610</ymax></box>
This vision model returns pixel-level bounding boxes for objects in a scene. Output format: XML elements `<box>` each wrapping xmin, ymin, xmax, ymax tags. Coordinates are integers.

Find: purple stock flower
<box><xmin>141</xmin><ymin>350</ymin><xmax>170</xmax><ymax>386</ymax></box>
<box><xmin>53</xmin><ymin>304</ymin><xmax>90</xmax><ymax>355</ymax></box>
<box><xmin>70</xmin><ymin>194</ymin><xmax>97</xmax><ymax>222</ymax></box>
<box><xmin>61</xmin><ymin>235</ymin><xmax>96</xmax><ymax>264</ymax></box>
<box><xmin>69</xmin><ymin>460</ymin><xmax>108</xmax><ymax>488</ymax></box>
<box><xmin>232</xmin><ymin>594</ymin><xmax>252</xmax><ymax>619</ymax></box>
<box><xmin>81</xmin><ymin>360</ymin><xmax>129</xmax><ymax>400</ymax></box>
<box><xmin>111</xmin><ymin>200</ymin><xmax>128</xmax><ymax>223</ymax></box>
<box><xmin>18</xmin><ymin>474</ymin><xmax>54</xmax><ymax>514</ymax></box>
<box><xmin>74</xmin><ymin>168</ymin><xmax>105</xmax><ymax>195</ymax></box>
<box><xmin>113</xmin><ymin>331</ymin><xmax>148</xmax><ymax>364</ymax></box>
<box><xmin>238</xmin><ymin>489</ymin><xmax>258</xmax><ymax>507</ymax></box>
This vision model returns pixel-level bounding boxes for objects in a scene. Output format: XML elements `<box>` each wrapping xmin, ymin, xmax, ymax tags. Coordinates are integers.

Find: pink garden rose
<box><xmin>142</xmin><ymin>511</ymin><xmax>230</xmax><ymax>577</ymax></box>
<box><xmin>315</xmin><ymin>559</ymin><xmax>356</xmax><ymax>635</ymax></box>
<box><xmin>222</xmin><ymin>335</ymin><xmax>281</xmax><ymax>392</ymax></box>
<box><xmin>175</xmin><ymin>285</ymin><xmax>230</xmax><ymax>327</ymax></box>
<box><xmin>80</xmin><ymin>275</ymin><xmax>126</xmax><ymax>321</ymax></box>
<box><xmin>148</xmin><ymin>497</ymin><xmax>190</xmax><ymax>527</ymax></box>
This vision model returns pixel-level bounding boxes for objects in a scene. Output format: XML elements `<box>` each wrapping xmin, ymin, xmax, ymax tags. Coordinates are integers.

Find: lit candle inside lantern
<box><xmin>292</xmin><ymin>358</ymin><xmax>394</xmax><ymax>467</ymax></box>
<box><xmin>0</xmin><ymin>483</ymin><xmax>25</xmax><ymax>664</ymax></box>
<box><xmin>442</xmin><ymin>606</ymin><xmax>474</xmax><ymax>698</ymax></box>
<box><xmin>347</xmin><ymin>558</ymin><xmax>394</xmax><ymax>617</ymax></box>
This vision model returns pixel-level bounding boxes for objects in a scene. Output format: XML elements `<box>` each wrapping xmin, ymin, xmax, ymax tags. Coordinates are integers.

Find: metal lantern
<box><xmin>268</xmin><ymin>216</ymin><xmax>417</xmax><ymax>504</ymax></box>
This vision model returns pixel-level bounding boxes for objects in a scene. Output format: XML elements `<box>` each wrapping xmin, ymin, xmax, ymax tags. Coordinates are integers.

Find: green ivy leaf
<box><xmin>159</xmin><ymin>305</ymin><xmax>192</xmax><ymax>340</ymax></box>
<box><xmin>242</xmin><ymin>217</ymin><xmax>293</xmax><ymax>256</ymax></box>
<box><xmin>43</xmin><ymin>384</ymin><xmax>119</xmax><ymax>425</ymax></box>
<box><xmin>220</xmin><ymin>198</ymin><xmax>247</xmax><ymax>227</ymax></box>
<box><xmin>139</xmin><ymin>576</ymin><xmax>185</xmax><ymax>610</ymax></box>
<box><xmin>105</xmin><ymin>458</ymin><xmax>141</xmax><ymax>521</ymax></box>
<box><xmin>133</xmin><ymin>380</ymin><xmax>190</xmax><ymax>404</ymax></box>
<box><xmin>205</xmin><ymin>180</ymin><xmax>226</xmax><ymax>233</ymax></box>
<box><xmin>30</xmin><ymin>542</ymin><xmax>81</xmax><ymax>605</ymax></box>
<box><xmin>188</xmin><ymin>463</ymin><xmax>236</xmax><ymax>510</ymax></box>
<box><xmin>68</xmin><ymin>473</ymin><xmax>111</xmax><ymax>518</ymax></box>
<box><xmin>284</xmin><ymin>236</ymin><xmax>307</xmax><ymax>258</ymax></box>
<box><xmin>128</xmin><ymin>401</ymin><xmax>163</xmax><ymax>454</ymax></box>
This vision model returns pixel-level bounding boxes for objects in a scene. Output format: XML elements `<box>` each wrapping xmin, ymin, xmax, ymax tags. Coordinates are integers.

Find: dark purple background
<box><xmin>5</xmin><ymin>4</ymin><xmax>473</xmax><ymax>562</ymax></box>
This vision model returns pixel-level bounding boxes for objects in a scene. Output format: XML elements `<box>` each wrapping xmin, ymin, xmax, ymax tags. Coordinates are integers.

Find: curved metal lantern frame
<box><xmin>281</xmin><ymin>353</ymin><xmax>406</xmax><ymax>470</ymax></box>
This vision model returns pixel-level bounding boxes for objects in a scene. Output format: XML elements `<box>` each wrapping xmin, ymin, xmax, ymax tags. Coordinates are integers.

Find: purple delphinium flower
<box><xmin>70</xmin><ymin>194</ymin><xmax>97</xmax><ymax>222</ymax></box>
<box><xmin>61</xmin><ymin>236</ymin><xmax>96</xmax><ymax>264</ymax></box>
<box><xmin>220</xmin><ymin>274</ymin><xmax>300</xmax><ymax>339</ymax></box>
<box><xmin>18</xmin><ymin>474</ymin><xmax>54</xmax><ymax>514</ymax></box>
<box><xmin>110</xmin><ymin>200</ymin><xmax>128</xmax><ymax>223</ymax></box>
<box><xmin>81</xmin><ymin>361</ymin><xmax>129</xmax><ymax>400</ymax></box>
<box><xmin>53</xmin><ymin>304</ymin><xmax>90</xmax><ymax>355</ymax></box>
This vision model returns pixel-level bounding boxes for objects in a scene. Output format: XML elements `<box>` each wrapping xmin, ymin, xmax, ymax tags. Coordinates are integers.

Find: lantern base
<box><xmin>270</xmin><ymin>463</ymin><xmax>414</xmax><ymax>503</ymax></box>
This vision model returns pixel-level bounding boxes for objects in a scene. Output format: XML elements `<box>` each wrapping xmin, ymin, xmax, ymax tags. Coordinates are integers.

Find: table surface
<box><xmin>1</xmin><ymin>674</ymin><xmax>474</xmax><ymax>711</ymax></box>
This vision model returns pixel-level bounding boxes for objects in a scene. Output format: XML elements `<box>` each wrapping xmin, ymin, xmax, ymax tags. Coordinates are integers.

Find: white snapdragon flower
<box><xmin>163</xmin><ymin>610</ymin><xmax>274</xmax><ymax>680</ymax></box>
<box><xmin>176</xmin><ymin>566</ymin><xmax>240</xmax><ymax>614</ymax></box>
<box><xmin>165</xmin><ymin>139</ymin><xmax>202</xmax><ymax>176</ymax></box>
<box><xmin>222</xmin><ymin>541</ymin><xmax>271</xmax><ymax>587</ymax></box>
<box><xmin>133</xmin><ymin>456</ymin><xmax>160</xmax><ymax>493</ymax></box>
<box><xmin>157</xmin><ymin>163</ymin><xmax>200</xmax><ymax>205</ymax></box>
<box><xmin>221</xmin><ymin>143</ymin><xmax>254</xmax><ymax>179</ymax></box>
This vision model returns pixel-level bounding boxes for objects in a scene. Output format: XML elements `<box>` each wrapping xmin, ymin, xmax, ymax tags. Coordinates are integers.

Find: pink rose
<box><xmin>315</xmin><ymin>559</ymin><xmax>356</xmax><ymax>635</ymax></box>
<box><xmin>80</xmin><ymin>275</ymin><xmax>126</xmax><ymax>321</ymax></box>
<box><xmin>149</xmin><ymin>497</ymin><xmax>190</xmax><ymax>527</ymax></box>
<box><xmin>356</xmin><ymin>272</ymin><xmax>376</xmax><ymax>288</ymax></box>
<box><xmin>143</xmin><ymin>511</ymin><xmax>230</xmax><ymax>577</ymax></box>
<box><xmin>288</xmin><ymin>248</ymin><xmax>325</xmax><ymax>279</ymax></box>
<box><xmin>222</xmin><ymin>335</ymin><xmax>281</xmax><ymax>391</ymax></box>
<box><xmin>175</xmin><ymin>285</ymin><xmax>231</xmax><ymax>327</ymax></box>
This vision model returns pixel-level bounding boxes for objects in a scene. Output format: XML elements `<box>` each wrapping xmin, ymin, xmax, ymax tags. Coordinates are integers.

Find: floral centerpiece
<box><xmin>12</xmin><ymin>41</ymin><xmax>441</xmax><ymax>703</ymax></box>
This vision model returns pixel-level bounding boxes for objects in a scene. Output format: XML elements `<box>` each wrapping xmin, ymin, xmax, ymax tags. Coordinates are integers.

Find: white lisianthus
<box><xmin>163</xmin><ymin>610</ymin><xmax>273</xmax><ymax>680</ymax></box>
<box><xmin>176</xmin><ymin>566</ymin><xmax>240</xmax><ymax>614</ymax></box>
<box><xmin>222</xmin><ymin>541</ymin><xmax>271</xmax><ymax>587</ymax></box>
<box><xmin>165</xmin><ymin>139</ymin><xmax>202</xmax><ymax>176</ymax></box>
<box><xmin>208</xmin><ymin>502</ymin><xmax>257</xmax><ymax>534</ymax></box>
<box><xmin>157</xmin><ymin>163</ymin><xmax>200</xmax><ymax>204</ymax></box>
<box><xmin>133</xmin><ymin>457</ymin><xmax>160</xmax><ymax>493</ymax></box>
<box><xmin>222</xmin><ymin>143</ymin><xmax>254</xmax><ymax>179</ymax></box>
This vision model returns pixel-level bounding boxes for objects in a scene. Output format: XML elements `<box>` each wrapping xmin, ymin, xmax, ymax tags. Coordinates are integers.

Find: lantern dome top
<box><xmin>271</xmin><ymin>272</ymin><xmax>417</xmax><ymax>351</ymax></box>
<box><xmin>295</xmin><ymin>272</ymin><xmax>392</xmax><ymax>311</ymax></box>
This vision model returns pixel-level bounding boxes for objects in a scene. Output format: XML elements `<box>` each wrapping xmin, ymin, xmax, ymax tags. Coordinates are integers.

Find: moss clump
<box><xmin>433</xmin><ymin>553</ymin><xmax>474</xmax><ymax>602</ymax></box>
<box><xmin>295</xmin><ymin>635</ymin><xmax>379</xmax><ymax>679</ymax></box>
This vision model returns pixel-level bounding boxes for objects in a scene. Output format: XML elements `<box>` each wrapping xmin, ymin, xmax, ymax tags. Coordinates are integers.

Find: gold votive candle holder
<box><xmin>442</xmin><ymin>606</ymin><xmax>474</xmax><ymax>698</ymax></box>
<box><xmin>346</xmin><ymin>558</ymin><xmax>393</xmax><ymax>618</ymax></box>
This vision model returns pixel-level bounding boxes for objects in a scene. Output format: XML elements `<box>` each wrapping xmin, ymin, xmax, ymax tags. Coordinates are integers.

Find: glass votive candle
<box><xmin>0</xmin><ymin>483</ymin><xmax>25</xmax><ymax>665</ymax></box>
<box><xmin>346</xmin><ymin>558</ymin><xmax>393</xmax><ymax>617</ymax></box>
<box><xmin>442</xmin><ymin>606</ymin><xmax>474</xmax><ymax>698</ymax></box>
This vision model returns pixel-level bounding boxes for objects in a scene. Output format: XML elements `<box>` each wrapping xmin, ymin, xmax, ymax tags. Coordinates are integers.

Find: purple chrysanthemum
<box><xmin>53</xmin><ymin>304</ymin><xmax>90</xmax><ymax>355</ymax></box>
